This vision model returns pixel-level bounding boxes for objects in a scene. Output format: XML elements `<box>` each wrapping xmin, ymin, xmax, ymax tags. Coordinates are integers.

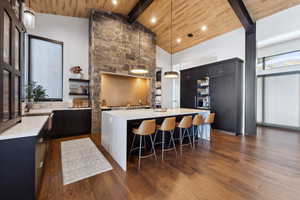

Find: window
<box><xmin>257</xmin><ymin>73</ymin><xmax>300</xmax><ymax>129</ymax></box>
<box><xmin>28</xmin><ymin>35</ymin><xmax>63</xmax><ymax>101</ymax></box>
<box><xmin>1</xmin><ymin>0</ymin><xmax>24</xmax><ymax>133</ymax></box>
<box><xmin>257</xmin><ymin>50</ymin><xmax>300</xmax><ymax>70</ymax></box>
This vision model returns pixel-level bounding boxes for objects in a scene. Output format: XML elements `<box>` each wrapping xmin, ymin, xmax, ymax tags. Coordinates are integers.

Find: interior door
<box><xmin>180</xmin><ymin>71</ymin><xmax>197</xmax><ymax>108</ymax></box>
<box><xmin>210</xmin><ymin>74</ymin><xmax>236</xmax><ymax>132</ymax></box>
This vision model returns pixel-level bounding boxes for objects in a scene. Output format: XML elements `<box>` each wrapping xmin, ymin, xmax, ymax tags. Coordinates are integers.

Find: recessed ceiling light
<box><xmin>201</xmin><ymin>25</ymin><xmax>208</xmax><ymax>31</ymax></box>
<box><xmin>112</xmin><ymin>0</ymin><xmax>118</xmax><ymax>5</ymax></box>
<box><xmin>176</xmin><ymin>38</ymin><xmax>182</xmax><ymax>43</ymax></box>
<box><xmin>150</xmin><ymin>17</ymin><xmax>157</xmax><ymax>24</ymax></box>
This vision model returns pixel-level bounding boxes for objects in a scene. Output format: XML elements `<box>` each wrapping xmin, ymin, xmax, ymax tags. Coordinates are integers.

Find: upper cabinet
<box><xmin>0</xmin><ymin>0</ymin><xmax>25</xmax><ymax>133</ymax></box>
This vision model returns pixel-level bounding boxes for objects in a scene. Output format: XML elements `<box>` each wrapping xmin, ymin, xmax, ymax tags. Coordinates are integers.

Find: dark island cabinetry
<box><xmin>51</xmin><ymin>109</ymin><xmax>91</xmax><ymax>138</ymax></box>
<box><xmin>180</xmin><ymin>58</ymin><xmax>243</xmax><ymax>135</ymax></box>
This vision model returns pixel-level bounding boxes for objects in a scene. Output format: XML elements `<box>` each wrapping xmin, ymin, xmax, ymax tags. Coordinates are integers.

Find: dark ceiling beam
<box><xmin>228</xmin><ymin>0</ymin><xmax>254</xmax><ymax>32</ymax></box>
<box><xmin>128</xmin><ymin>0</ymin><xmax>154</xmax><ymax>23</ymax></box>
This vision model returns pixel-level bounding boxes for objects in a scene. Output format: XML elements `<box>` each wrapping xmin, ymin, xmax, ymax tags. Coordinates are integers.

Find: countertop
<box><xmin>0</xmin><ymin>116</ymin><xmax>49</xmax><ymax>140</ymax></box>
<box><xmin>101</xmin><ymin>105</ymin><xmax>151</xmax><ymax>110</ymax></box>
<box><xmin>23</xmin><ymin>107</ymin><xmax>91</xmax><ymax>116</ymax></box>
<box><xmin>103</xmin><ymin>108</ymin><xmax>210</xmax><ymax>120</ymax></box>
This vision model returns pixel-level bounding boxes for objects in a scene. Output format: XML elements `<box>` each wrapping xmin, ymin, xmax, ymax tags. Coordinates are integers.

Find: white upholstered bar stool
<box><xmin>154</xmin><ymin>117</ymin><xmax>177</xmax><ymax>161</ymax></box>
<box><xmin>129</xmin><ymin>119</ymin><xmax>157</xmax><ymax>169</ymax></box>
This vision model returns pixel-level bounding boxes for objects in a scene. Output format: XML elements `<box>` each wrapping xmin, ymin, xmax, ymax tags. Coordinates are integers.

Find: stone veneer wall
<box><xmin>89</xmin><ymin>10</ymin><xmax>156</xmax><ymax>134</ymax></box>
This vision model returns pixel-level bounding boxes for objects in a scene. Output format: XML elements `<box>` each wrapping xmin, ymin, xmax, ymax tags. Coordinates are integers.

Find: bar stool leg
<box><xmin>180</xmin><ymin>128</ymin><xmax>183</xmax><ymax>155</ymax></box>
<box><xmin>130</xmin><ymin>134</ymin><xmax>137</xmax><ymax>155</ymax></box>
<box><xmin>186</xmin><ymin>128</ymin><xmax>193</xmax><ymax>148</ymax></box>
<box><xmin>170</xmin><ymin>130</ymin><xmax>177</xmax><ymax>158</ymax></box>
<box><xmin>162</xmin><ymin>131</ymin><xmax>165</xmax><ymax>161</ymax></box>
<box><xmin>149</xmin><ymin>135</ymin><xmax>157</xmax><ymax>160</ymax></box>
<box><xmin>153</xmin><ymin>129</ymin><xmax>159</xmax><ymax>144</ymax></box>
<box><xmin>198</xmin><ymin>126</ymin><xmax>202</xmax><ymax>145</ymax></box>
<box><xmin>192</xmin><ymin>126</ymin><xmax>195</xmax><ymax>148</ymax></box>
<box><xmin>138</xmin><ymin>135</ymin><xmax>143</xmax><ymax>169</ymax></box>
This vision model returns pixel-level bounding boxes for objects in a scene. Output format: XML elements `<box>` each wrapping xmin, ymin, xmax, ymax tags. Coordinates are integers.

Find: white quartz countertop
<box><xmin>103</xmin><ymin>108</ymin><xmax>210</xmax><ymax>120</ymax></box>
<box><xmin>0</xmin><ymin>116</ymin><xmax>49</xmax><ymax>140</ymax></box>
<box><xmin>23</xmin><ymin>107</ymin><xmax>91</xmax><ymax>116</ymax></box>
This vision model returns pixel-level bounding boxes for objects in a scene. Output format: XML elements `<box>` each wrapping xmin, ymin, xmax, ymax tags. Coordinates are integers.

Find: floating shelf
<box><xmin>69</xmin><ymin>92</ymin><xmax>89</xmax><ymax>96</ymax></box>
<box><xmin>69</xmin><ymin>78</ymin><xmax>90</xmax><ymax>83</ymax></box>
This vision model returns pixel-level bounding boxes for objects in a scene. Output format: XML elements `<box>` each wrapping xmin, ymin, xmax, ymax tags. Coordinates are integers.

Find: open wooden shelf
<box><xmin>69</xmin><ymin>92</ymin><xmax>89</xmax><ymax>96</ymax></box>
<box><xmin>69</xmin><ymin>78</ymin><xmax>90</xmax><ymax>83</ymax></box>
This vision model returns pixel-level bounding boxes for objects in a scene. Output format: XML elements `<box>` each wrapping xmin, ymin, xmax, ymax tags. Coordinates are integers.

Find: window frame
<box><xmin>28</xmin><ymin>34</ymin><xmax>64</xmax><ymax>102</ymax></box>
<box><xmin>258</xmin><ymin>49</ymin><xmax>300</xmax><ymax>70</ymax></box>
<box><xmin>0</xmin><ymin>0</ymin><xmax>25</xmax><ymax>133</ymax></box>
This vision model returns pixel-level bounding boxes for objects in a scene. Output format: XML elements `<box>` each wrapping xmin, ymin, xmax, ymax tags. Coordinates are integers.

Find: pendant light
<box><xmin>24</xmin><ymin>0</ymin><xmax>35</xmax><ymax>29</ymax></box>
<box><xmin>130</xmin><ymin>4</ymin><xmax>148</xmax><ymax>74</ymax></box>
<box><xmin>164</xmin><ymin>0</ymin><xmax>179</xmax><ymax>79</ymax></box>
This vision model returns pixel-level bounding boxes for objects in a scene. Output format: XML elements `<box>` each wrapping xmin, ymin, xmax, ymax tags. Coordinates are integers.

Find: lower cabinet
<box><xmin>35</xmin><ymin>136</ymin><xmax>49</xmax><ymax>195</ymax></box>
<box><xmin>0</xmin><ymin>119</ymin><xmax>49</xmax><ymax>200</ymax></box>
<box><xmin>50</xmin><ymin>109</ymin><xmax>91</xmax><ymax>138</ymax></box>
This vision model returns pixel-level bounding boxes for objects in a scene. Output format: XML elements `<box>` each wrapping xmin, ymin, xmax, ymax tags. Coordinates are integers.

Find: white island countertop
<box><xmin>101</xmin><ymin>108</ymin><xmax>211</xmax><ymax>171</ymax></box>
<box><xmin>102</xmin><ymin>108</ymin><xmax>210</xmax><ymax>120</ymax></box>
<box><xmin>0</xmin><ymin>116</ymin><xmax>49</xmax><ymax>140</ymax></box>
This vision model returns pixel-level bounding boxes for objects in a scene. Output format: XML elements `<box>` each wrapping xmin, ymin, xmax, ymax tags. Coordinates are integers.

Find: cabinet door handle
<box><xmin>194</xmin><ymin>96</ymin><xmax>197</xmax><ymax>108</ymax></box>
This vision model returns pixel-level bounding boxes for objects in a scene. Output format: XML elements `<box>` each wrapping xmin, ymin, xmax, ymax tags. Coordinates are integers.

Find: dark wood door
<box><xmin>210</xmin><ymin>74</ymin><xmax>236</xmax><ymax>133</ymax></box>
<box><xmin>180</xmin><ymin>71</ymin><xmax>197</xmax><ymax>108</ymax></box>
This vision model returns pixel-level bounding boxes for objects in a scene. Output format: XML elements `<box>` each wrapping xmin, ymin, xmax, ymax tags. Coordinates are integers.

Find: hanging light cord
<box><xmin>138</xmin><ymin>1</ymin><xmax>141</xmax><ymax>67</ymax></box>
<box><xmin>170</xmin><ymin>0</ymin><xmax>173</xmax><ymax>70</ymax></box>
<box><xmin>138</xmin><ymin>27</ymin><xmax>140</xmax><ymax>66</ymax></box>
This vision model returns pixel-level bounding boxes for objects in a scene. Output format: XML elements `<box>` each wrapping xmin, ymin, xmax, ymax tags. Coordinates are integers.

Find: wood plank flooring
<box><xmin>38</xmin><ymin>127</ymin><xmax>300</xmax><ymax>200</ymax></box>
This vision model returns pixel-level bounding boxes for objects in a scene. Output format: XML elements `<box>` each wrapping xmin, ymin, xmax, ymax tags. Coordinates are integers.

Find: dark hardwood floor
<box><xmin>38</xmin><ymin>127</ymin><xmax>300</xmax><ymax>200</ymax></box>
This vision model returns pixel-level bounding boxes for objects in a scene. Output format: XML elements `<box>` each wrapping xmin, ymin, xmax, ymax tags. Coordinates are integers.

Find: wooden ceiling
<box><xmin>242</xmin><ymin>0</ymin><xmax>300</xmax><ymax>21</ymax></box>
<box><xmin>137</xmin><ymin>0</ymin><xmax>241</xmax><ymax>53</ymax></box>
<box><xmin>27</xmin><ymin>0</ymin><xmax>300</xmax><ymax>53</ymax></box>
<box><xmin>27</xmin><ymin>0</ymin><xmax>138</xmax><ymax>18</ymax></box>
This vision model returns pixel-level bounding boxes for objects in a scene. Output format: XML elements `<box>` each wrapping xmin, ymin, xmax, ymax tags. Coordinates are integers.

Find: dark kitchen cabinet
<box><xmin>180</xmin><ymin>58</ymin><xmax>243</xmax><ymax>135</ymax></box>
<box><xmin>51</xmin><ymin>109</ymin><xmax>91</xmax><ymax>138</ymax></box>
<box><xmin>0</xmin><ymin>118</ymin><xmax>50</xmax><ymax>200</ymax></box>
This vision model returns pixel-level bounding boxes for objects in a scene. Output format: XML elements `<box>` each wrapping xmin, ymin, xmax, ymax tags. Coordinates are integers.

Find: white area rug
<box><xmin>61</xmin><ymin>138</ymin><xmax>113</xmax><ymax>185</ymax></box>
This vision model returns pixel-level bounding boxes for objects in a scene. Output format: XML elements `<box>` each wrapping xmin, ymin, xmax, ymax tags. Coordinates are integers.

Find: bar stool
<box><xmin>154</xmin><ymin>117</ymin><xmax>177</xmax><ymax>161</ymax></box>
<box><xmin>129</xmin><ymin>119</ymin><xmax>157</xmax><ymax>169</ymax></box>
<box><xmin>203</xmin><ymin>113</ymin><xmax>215</xmax><ymax>140</ymax></box>
<box><xmin>192</xmin><ymin>114</ymin><xmax>205</xmax><ymax>147</ymax></box>
<box><xmin>177</xmin><ymin>116</ymin><xmax>193</xmax><ymax>153</ymax></box>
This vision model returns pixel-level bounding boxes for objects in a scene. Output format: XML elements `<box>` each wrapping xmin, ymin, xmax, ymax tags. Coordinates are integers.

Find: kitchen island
<box><xmin>101</xmin><ymin>108</ymin><xmax>211</xmax><ymax>171</ymax></box>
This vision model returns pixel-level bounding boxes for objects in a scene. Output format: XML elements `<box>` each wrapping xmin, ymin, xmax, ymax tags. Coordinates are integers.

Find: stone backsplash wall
<box><xmin>89</xmin><ymin>10</ymin><xmax>156</xmax><ymax>134</ymax></box>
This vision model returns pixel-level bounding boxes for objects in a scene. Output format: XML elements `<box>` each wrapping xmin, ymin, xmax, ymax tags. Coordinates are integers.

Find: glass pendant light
<box><xmin>130</xmin><ymin>65</ymin><xmax>148</xmax><ymax>74</ymax></box>
<box><xmin>130</xmin><ymin>3</ymin><xmax>148</xmax><ymax>74</ymax></box>
<box><xmin>24</xmin><ymin>0</ymin><xmax>35</xmax><ymax>30</ymax></box>
<box><xmin>164</xmin><ymin>0</ymin><xmax>179</xmax><ymax>79</ymax></box>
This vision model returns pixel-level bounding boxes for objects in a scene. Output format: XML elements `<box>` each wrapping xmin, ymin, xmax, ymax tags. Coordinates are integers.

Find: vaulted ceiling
<box><xmin>27</xmin><ymin>0</ymin><xmax>300</xmax><ymax>53</ymax></box>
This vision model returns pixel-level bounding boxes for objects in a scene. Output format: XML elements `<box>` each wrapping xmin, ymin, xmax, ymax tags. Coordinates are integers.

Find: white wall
<box><xmin>27</xmin><ymin>14</ymin><xmax>89</xmax><ymax>103</ymax></box>
<box><xmin>173</xmin><ymin>28</ymin><xmax>245</xmax><ymax>69</ymax></box>
<box><xmin>156</xmin><ymin>46</ymin><xmax>173</xmax><ymax>108</ymax></box>
<box><xmin>257</xmin><ymin>4</ymin><xmax>300</xmax><ymax>58</ymax></box>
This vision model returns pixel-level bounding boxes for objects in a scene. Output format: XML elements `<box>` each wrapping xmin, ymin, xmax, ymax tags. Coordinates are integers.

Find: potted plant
<box><xmin>25</xmin><ymin>82</ymin><xmax>48</xmax><ymax>112</ymax></box>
